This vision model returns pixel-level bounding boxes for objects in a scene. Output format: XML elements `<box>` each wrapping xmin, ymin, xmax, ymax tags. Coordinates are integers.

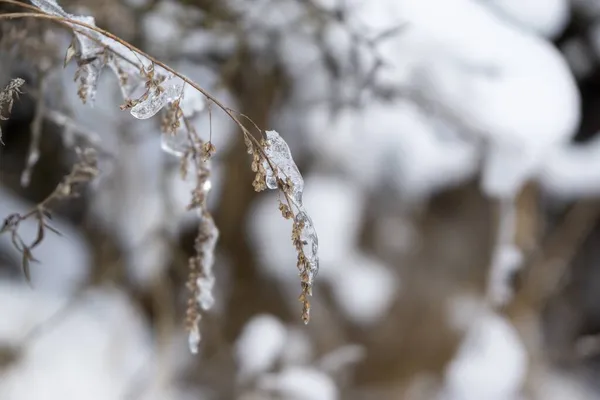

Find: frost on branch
<box><xmin>250</xmin><ymin>130</ymin><xmax>320</xmax><ymax>324</ymax></box>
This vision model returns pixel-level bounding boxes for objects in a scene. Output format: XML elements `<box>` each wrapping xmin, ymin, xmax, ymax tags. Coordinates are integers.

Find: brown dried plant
<box><xmin>0</xmin><ymin>77</ymin><xmax>25</xmax><ymax>144</ymax></box>
<box><xmin>0</xmin><ymin>0</ymin><xmax>320</xmax><ymax>351</ymax></box>
<box><xmin>0</xmin><ymin>147</ymin><xmax>98</xmax><ymax>284</ymax></box>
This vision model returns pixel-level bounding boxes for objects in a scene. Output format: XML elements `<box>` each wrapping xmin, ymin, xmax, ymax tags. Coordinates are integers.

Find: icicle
<box><xmin>131</xmin><ymin>78</ymin><xmax>184</xmax><ymax>120</ymax></box>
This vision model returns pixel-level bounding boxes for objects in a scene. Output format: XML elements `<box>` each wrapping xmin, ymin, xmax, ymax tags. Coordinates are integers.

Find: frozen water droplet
<box><xmin>265</xmin><ymin>173</ymin><xmax>278</xmax><ymax>189</ymax></box>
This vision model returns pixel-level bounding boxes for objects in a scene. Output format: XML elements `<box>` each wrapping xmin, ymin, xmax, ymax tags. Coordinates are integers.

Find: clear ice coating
<box><xmin>195</xmin><ymin>215</ymin><xmax>219</xmax><ymax>311</ymax></box>
<box><xmin>197</xmin><ymin>275</ymin><xmax>215</xmax><ymax>310</ymax></box>
<box><xmin>180</xmin><ymin>85</ymin><xmax>206</xmax><ymax>118</ymax></box>
<box><xmin>108</xmin><ymin>56</ymin><xmax>146</xmax><ymax>100</ymax></box>
<box><xmin>30</xmin><ymin>0</ymin><xmax>67</xmax><ymax>16</ymax></box>
<box><xmin>30</xmin><ymin>0</ymin><xmax>170</xmax><ymax>105</ymax></box>
<box><xmin>259</xmin><ymin>130</ymin><xmax>320</xmax><ymax>303</ymax></box>
<box><xmin>261</xmin><ymin>130</ymin><xmax>304</xmax><ymax>206</ymax></box>
<box><xmin>131</xmin><ymin>78</ymin><xmax>184</xmax><ymax>120</ymax></box>
<box><xmin>295</xmin><ymin>211</ymin><xmax>320</xmax><ymax>279</ymax></box>
<box><xmin>188</xmin><ymin>321</ymin><xmax>201</xmax><ymax>354</ymax></box>
<box><xmin>160</xmin><ymin>128</ymin><xmax>189</xmax><ymax>158</ymax></box>
<box><xmin>31</xmin><ymin>1</ymin><xmax>104</xmax><ymax>104</ymax></box>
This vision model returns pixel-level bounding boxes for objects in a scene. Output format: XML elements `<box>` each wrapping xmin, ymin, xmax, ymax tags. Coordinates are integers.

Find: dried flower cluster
<box><xmin>248</xmin><ymin>130</ymin><xmax>319</xmax><ymax>324</ymax></box>
<box><xmin>161</xmin><ymin>97</ymin><xmax>220</xmax><ymax>353</ymax></box>
<box><xmin>0</xmin><ymin>0</ymin><xmax>320</xmax><ymax>352</ymax></box>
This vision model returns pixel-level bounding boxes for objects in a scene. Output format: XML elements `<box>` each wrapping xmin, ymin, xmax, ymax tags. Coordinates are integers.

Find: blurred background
<box><xmin>3</xmin><ymin>0</ymin><xmax>600</xmax><ymax>399</ymax></box>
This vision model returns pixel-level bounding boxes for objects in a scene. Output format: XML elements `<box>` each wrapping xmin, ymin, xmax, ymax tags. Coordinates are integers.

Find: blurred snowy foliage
<box><xmin>3</xmin><ymin>0</ymin><xmax>600</xmax><ymax>399</ymax></box>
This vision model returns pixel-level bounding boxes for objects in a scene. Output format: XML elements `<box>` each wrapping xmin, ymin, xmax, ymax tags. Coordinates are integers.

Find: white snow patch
<box><xmin>442</xmin><ymin>308</ymin><xmax>527</xmax><ymax>400</ymax></box>
<box><xmin>482</xmin><ymin>0</ymin><xmax>570</xmax><ymax>38</ymax></box>
<box><xmin>259</xmin><ymin>366</ymin><xmax>338</xmax><ymax>400</ymax></box>
<box><xmin>0</xmin><ymin>186</ymin><xmax>90</xmax><ymax>294</ymax></box>
<box><xmin>330</xmin><ymin>252</ymin><xmax>398</xmax><ymax>326</ymax></box>
<box><xmin>235</xmin><ymin>314</ymin><xmax>287</xmax><ymax>379</ymax></box>
<box><xmin>0</xmin><ymin>283</ymin><xmax>163</xmax><ymax>400</ymax></box>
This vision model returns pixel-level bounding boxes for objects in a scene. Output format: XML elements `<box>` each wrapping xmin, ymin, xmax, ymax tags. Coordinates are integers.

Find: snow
<box><xmin>12</xmin><ymin>0</ymin><xmax>598</xmax><ymax>397</ymax></box>
<box><xmin>303</xmin><ymin>101</ymin><xmax>479</xmax><ymax>200</ymax></box>
<box><xmin>0</xmin><ymin>186</ymin><xmax>90</xmax><ymax>294</ymax></box>
<box><xmin>235</xmin><ymin>314</ymin><xmax>288</xmax><ymax>379</ymax></box>
<box><xmin>529</xmin><ymin>369</ymin><xmax>596</xmax><ymax>400</ymax></box>
<box><xmin>249</xmin><ymin>174</ymin><xmax>364</xmax><ymax>281</ymax></box>
<box><xmin>538</xmin><ymin>137</ymin><xmax>600</xmax><ymax>198</ymax></box>
<box><xmin>329</xmin><ymin>252</ymin><xmax>398</xmax><ymax>326</ymax></box>
<box><xmin>280</xmin><ymin>327</ymin><xmax>315</xmax><ymax>366</ymax></box>
<box><xmin>482</xmin><ymin>0</ymin><xmax>570</xmax><ymax>38</ymax></box>
<box><xmin>249</xmin><ymin>174</ymin><xmax>396</xmax><ymax>325</ymax></box>
<box><xmin>282</xmin><ymin>0</ymin><xmax>581</xmax><ymax>200</ymax></box>
<box><xmin>88</xmin><ymin>131</ymin><xmax>173</xmax><ymax>288</ymax></box>
<box><xmin>0</xmin><ymin>283</ymin><xmax>165</xmax><ymax>400</ymax></box>
<box><xmin>259</xmin><ymin>366</ymin><xmax>338</xmax><ymax>400</ymax></box>
<box><xmin>396</xmin><ymin>0</ymin><xmax>579</xmax><ymax>198</ymax></box>
<box><xmin>318</xmin><ymin>344</ymin><xmax>366</xmax><ymax>374</ymax></box>
<box><xmin>141</xmin><ymin>4</ymin><xmax>183</xmax><ymax>52</ymax></box>
<box><xmin>441</xmin><ymin>308</ymin><xmax>527</xmax><ymax>400</ymax></box>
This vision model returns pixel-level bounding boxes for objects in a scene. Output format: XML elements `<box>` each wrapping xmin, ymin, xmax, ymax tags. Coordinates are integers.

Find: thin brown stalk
<box><xmin>0</xmin><ymin>9</ymin><xmax>255</xmax><ymax>139</ymax></box>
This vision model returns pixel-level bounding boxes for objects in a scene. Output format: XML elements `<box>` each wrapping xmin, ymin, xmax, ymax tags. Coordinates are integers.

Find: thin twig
<box><xmin>21</xmin><ymin>70</ymin><xmax>48</xmax><ymax>187</ymax></box>
<box><xmin>0</xmin><ymin>8</ymin><xmax>256</xmax><ymax>140</ymax></box>
<box><xmin>507</xmin><ymin>200</ymin><xmax>600</xmax><ymax>315</ymax></box>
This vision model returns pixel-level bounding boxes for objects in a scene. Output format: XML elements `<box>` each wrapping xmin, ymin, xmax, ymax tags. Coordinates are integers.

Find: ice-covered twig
<box><xmin>1</xmin><ymin>0</ymin><xmax>320</xmax><ymax>346</ymax></box>
<box><xmin>162</xmin><ymin>99</ymin><xmax>219</xmax><ymax>354</ymax></box>
<box><xmin>249</xmin><ymin>130</ymin><xmax>320</xmax><ymax>324</ymax></box>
